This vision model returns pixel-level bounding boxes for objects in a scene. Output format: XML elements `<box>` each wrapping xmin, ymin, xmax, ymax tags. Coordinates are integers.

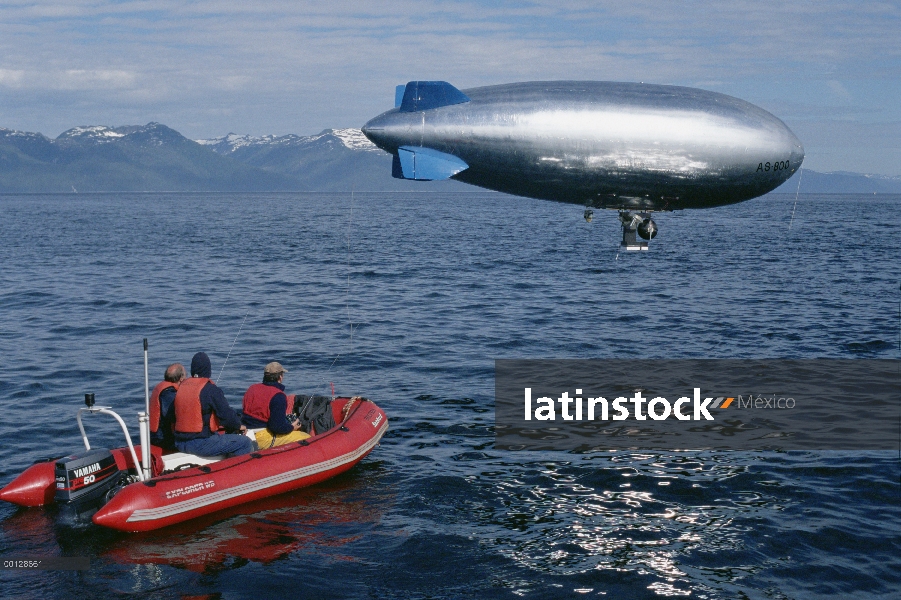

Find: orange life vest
<box><xmin>149</xmin><ymin>380</ymin><xmax>179</xmax><ymax>433</ymax></box>
<box><xmin>242</xmin><ymin>383</ymin><xmax>293</xmax><ymax>424</ymax></box>
<box><xmin>173</xmin><ymin>377</ymin><xmax>221</xmax><ymax>434</ymax></box>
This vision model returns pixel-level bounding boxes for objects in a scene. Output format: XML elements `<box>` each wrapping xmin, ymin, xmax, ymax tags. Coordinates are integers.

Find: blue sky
<box><xmin>1</xmin><ymin>1</ymin><xmax>899</xmax><ymax>175</ymax></box>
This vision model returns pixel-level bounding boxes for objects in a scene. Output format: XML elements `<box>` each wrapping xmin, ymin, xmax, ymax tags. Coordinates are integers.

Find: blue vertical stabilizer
<box><xmin>398</xmin><ymin>81</ymin><xmax>470</xmax><ymax>113</ymax></box>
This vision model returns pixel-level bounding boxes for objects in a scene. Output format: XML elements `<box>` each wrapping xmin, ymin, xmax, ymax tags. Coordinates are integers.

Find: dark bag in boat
<box><xmin>293</xmin><ymin>395</ymin><xmax>337</xmax><ymax>435</ymax></box>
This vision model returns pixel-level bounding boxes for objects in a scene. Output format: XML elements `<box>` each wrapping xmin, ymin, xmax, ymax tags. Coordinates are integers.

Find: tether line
<box><xmin>318</xmin><ymin>188</ymin><xmax>357</xmax><ymax>392</ymax></box>
<box><xmin>789</xmin><ymin>168</ymin><xmax>803</xmax><ymax>229</ymax></box>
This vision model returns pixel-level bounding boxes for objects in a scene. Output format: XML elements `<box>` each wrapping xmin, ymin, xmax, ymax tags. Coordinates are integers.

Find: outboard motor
<box><xmin>54</xmin><ymin>448</ymin><xmax>126</xmax><ymax>522</ymax></box>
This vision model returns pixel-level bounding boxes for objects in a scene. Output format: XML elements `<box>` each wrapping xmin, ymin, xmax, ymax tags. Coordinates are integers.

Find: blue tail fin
<box><xmin>398</xmin><ymin>81</ymin><xmax>470</xmax><ymax>112</ymax></box>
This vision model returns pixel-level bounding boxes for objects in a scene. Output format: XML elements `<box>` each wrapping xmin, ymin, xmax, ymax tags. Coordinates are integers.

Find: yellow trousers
<box><xmin>254</xmin><ymin>428</ymin><xmax>311</xmax><ymax>449</ymax></box>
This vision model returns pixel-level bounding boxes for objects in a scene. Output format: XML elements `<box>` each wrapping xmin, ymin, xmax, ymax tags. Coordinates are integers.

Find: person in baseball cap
<box><xmin>241</xmin><ymin>361</ymin><xmax>309</xmax><ymax>448</ymax></box>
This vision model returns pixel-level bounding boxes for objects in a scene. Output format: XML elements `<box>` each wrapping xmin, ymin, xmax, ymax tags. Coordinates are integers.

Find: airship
<box><xmin>361</xmin><ymin>81</ymin><xmax>804</xmax><ymax>249</ymax></box>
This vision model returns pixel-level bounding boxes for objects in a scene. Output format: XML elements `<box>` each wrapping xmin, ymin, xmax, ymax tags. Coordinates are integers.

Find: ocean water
<box><xmin>0</xmin><ymin>191</ymin><xmax>898</xmax><ymax>599</ymax></box>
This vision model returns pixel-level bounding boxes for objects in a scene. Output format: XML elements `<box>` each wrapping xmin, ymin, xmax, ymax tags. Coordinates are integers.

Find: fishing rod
<box><xmin>218</xmin><ymin>312</ymin><xmax>249</xmax><ymax>383</ymax></box>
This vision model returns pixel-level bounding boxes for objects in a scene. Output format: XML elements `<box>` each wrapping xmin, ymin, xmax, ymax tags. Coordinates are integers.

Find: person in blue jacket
<box><xmin>172</xmin><ymin>352</ymin><xmax>253</xmax><ymax>457</ymax></box>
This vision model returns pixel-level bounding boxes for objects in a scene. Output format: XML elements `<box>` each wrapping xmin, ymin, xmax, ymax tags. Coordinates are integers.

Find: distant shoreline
<box><xmin>4</xmin><ymin>123</ymin><xmax>900</xmax><ymax>194</ymax></box>
<box><xmin>1</xmin><ymin>191</ymin><xmax>897</xmax><ymax>198</ymax></box>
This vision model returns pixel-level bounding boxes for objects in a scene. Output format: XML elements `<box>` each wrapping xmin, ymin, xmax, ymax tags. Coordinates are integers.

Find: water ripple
<box><xmin>0</xmin><ymin>193</ymin><xmax>899</xmax><ymax>599</ymax></box>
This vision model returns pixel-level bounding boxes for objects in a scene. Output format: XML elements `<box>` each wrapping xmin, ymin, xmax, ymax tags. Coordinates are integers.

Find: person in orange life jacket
<box><xmin>173</xmin><ymin>352</ymin><xmax>253</xmax><ymax>457</ymax></box>
<box><xmin>149</xmin><ymin>363</ymin><xmax>186</xmax><ymax>451</ymax></box>
<box><xmin>242</xmin><ymin>362</ymin><xmax>311</xmax><ymax>448</ymax></box>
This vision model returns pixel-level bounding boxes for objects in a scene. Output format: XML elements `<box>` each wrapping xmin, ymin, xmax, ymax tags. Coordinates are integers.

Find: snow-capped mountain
<box><xmin>0</xmin><ymin>122</ymin><xmax>429</xmax><ymax>192</ymax></box>
<box><xmin>1</xmin><ymin>122</ymin><xmax>194</xmax><ymax>154</ymax></box>
<box><xmin>0</xmin><ymin>127</ymin><xmax>51</xmax><ymax>141</ymax></box>
<box><xmin>0</xmin><ymin>122</ymin><xmax>297</xmax><ymax>192</ymax></box>
<box><xmin>56</xmin><ymin>123</ymin><xmax>190</xmax><ymax>148</ymax></box>
<box><xmin>57</xmin><ymin>125</ymin><xmax>126</xmax><ymax>143</ymax></box>
<box><xmin>329</xmin><ymin>128</ymin><xmax>381</xmax><ymax>151</ymax></box>
<box><xmin>196</xmin><ymin>128</ymin><xmax>380</xmax><ymax>154</ymax></box>
<box><xmin>191</xmin><ymin>126</ymin><xmax>439</xmax><ymax>192</ymax></box>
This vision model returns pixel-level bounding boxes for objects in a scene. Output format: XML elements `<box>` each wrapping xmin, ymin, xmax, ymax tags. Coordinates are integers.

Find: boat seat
<box><xmin>161</xmin><ymin>428</ymin><xmax>266</xmax><ymax>470</ymax></box>
<box><xmin>161</xmin><ymin>452</ymin><xmax>226</xmax><ymax>471</ymax></box>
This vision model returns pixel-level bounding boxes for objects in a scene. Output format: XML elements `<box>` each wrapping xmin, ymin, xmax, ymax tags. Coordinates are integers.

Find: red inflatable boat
<box><xmin>0</xmin><ymin>397</ymin><xmax>388</xmax><ymax>532</ymax></box>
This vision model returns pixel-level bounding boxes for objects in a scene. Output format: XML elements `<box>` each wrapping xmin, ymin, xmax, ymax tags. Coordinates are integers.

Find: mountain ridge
<box><xmin>1</xmin><ymin>122</ymin><xmax>899</xmax><ymax>194</ymax></box>
<box><xmin>0</xmin><ymin>122</ymin><xmax>298</xmax><ymax>192</ymax></box>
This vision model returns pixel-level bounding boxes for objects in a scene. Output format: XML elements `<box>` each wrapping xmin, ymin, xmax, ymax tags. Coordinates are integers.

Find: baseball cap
<box><xmin>264</xmin><ymin>361</ymin><xmax>288</xmax><ymax>375</ymax></box>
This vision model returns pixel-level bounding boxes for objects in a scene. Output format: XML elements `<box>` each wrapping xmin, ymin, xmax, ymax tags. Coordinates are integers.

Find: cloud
<box><xmin>59</xmin><ymin>69</ymin><xmax>138</xmax><ymax>89</ymax></box>
<box><xmin>826</xmin><ymin>80</ymin><xmax>854</xmax><ymax>103</ymax></box>
<box><xmin>0</xmin><ymin>1</ymin><xmax>897</xmax><ymax>173</ymax></box>
<box><xmin>0</xmin><ymin>68</ymin><xmax>139</xmax><ymax>91</ymax></box>
<box><xmin>0</xmin><ymin>69</ymin><xmax>26</xmax><ymax>87</ymax></box>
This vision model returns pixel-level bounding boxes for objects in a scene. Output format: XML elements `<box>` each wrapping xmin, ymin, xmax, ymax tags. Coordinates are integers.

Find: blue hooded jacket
<box><xmin>173</xmin><ymin>352</ymin><xmax>243</xmax><ymax>441</ymax></box>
